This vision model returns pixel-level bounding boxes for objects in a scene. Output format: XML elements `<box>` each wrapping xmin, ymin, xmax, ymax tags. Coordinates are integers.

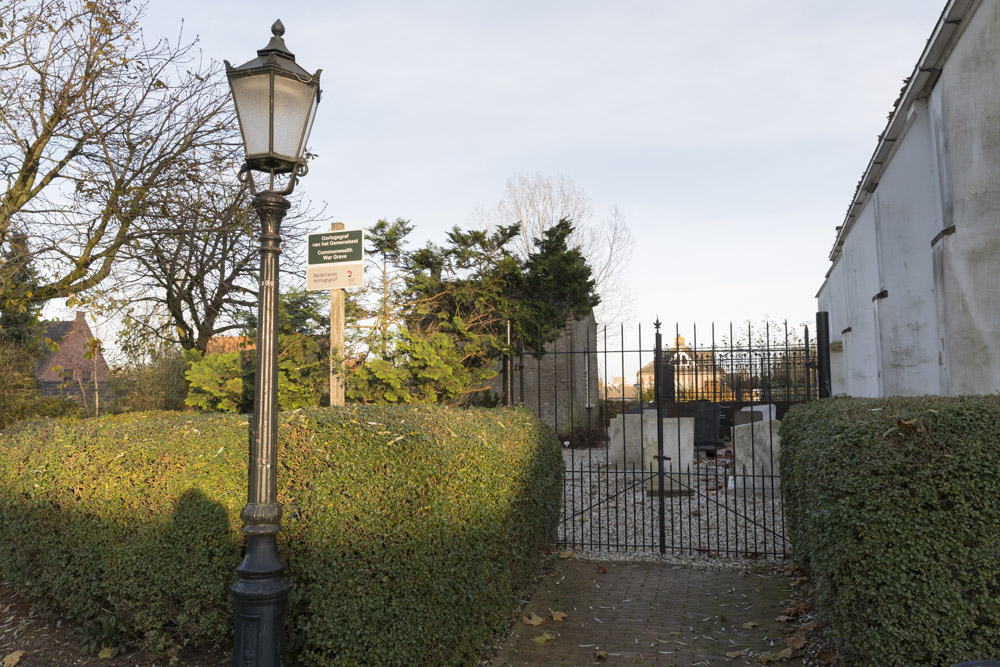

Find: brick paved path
<box><xmin>491</xmin><ymin>558</ymin><xmax>804</xmax><ymax>667</ymax></box>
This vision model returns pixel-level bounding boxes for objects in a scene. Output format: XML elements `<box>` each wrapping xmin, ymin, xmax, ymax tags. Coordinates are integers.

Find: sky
<box><xmin>74</xmin><ymin>0</ymin><xmax>951</xmax><ymax>354</ymax></box>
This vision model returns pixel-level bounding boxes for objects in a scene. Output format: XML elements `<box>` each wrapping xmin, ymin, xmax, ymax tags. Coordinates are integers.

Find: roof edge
<box><xmin>828</xmin><ymin>0</ymin><xmax>981</xmax><ymax>263</ymax></box>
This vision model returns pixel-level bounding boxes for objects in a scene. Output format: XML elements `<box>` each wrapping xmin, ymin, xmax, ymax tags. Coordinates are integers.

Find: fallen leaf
<box><xmin>531</xmin><ymin>631</ymin><xmax>557</xmax><ymax>645</ymax></box>
<box><xmin>782</xmin><ymin>601</ymin><xmax>808</xmax><ymax>617</ymax></box>
<box><xmin>780</xmin><ymin>646</ymin><xmax>796</xmax><ymax>660</ymax></box>
<box><xmin>521</xmin><ymin>612</ymin><xmax>544</xmax><ymax>626</ymax></box>
<box><xmin>98</xmin><ymin>647</ymin><xmax>114</xmax><ymax>659</ymax></box>
<box><xmin>596</xmin><ymin>566</ymin><xmax>607</xmax><ymax>574</ymax></box>
<box><xmin>550</xmin><ymin>611</ymin><xmax>568</xmax><ymax>622</ymax></box>
<box><xmin>720</xmin><ymin>614</ymin><xmax>727</xmax><ymax>622</ymax></box>
<box><xmin>897</xmin><ymin>417</ymin><xmax>927</xmax><ymax>433</ymax></box>
<box><xmin>801</xmin><ymin>620</ymin><xmax>824</xmax><ymax>632</ymax></box>
<box><xmin>595</xmin><ymin>650</ymin><xmax>608</xmax><ymax>661</ymax></box>
<box><xmin>756</xmin><ymin>653</ymin><xmax>782</xmax><ymax>664</ymax></box>
<box><xmin>782</xmin><ymin>563</ymin><xmax>799</xmax><ymax>577</ymax></box>
<box><xmin>557</xmin><ymin>551</ymin><xmax>576</xmax><ymax>560</ymax></box>
<box><xmin>775</xmin><ymin>615</ymin><xmax>796</xmax><ymax>623</ymax></box>
<box><xmin>741</xmin><ymin>621</ymin><xmax>758</xmax><ymax>629</ymax></box>
<box><xmin>3</xmin><ymin>651</ymin><xmax>25</xmax><ymax>667</ymax></box>
<box><xmin>726</xmin><ymin>651</ymin><xmax>742</xmax><ymax>658</ymax></box>
<box><xmin>818</xmin><ymin>649</ymin><xmax>838</xmax><ymax>665</ymax></box>
<box><xmin>785</xmin><ymin>632</ymin><xmax>807</xmax><ymax>651</ymax></box>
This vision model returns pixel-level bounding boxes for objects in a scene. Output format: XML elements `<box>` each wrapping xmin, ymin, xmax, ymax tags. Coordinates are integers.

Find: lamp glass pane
<box><xmin>230</xmin><ymin>73</ymin><xmax>272</xmax><ymax>156</ymax></box>
<box><xmin>272</xmin><ymin>75</ymin><xmax>316</xmax><ymax>160</ymax></box>
<box><xmin>298</xmin><ymin>93</ymin><xmax>319</xmax><ymax>158</ymax></box>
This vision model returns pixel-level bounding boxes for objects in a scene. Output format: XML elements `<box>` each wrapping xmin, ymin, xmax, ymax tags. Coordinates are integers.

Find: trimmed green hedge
<box><xmin>0</xmin><ymin>405</ymin><xmax>562</xmax><ymax>664</ymax></box>
<box><xmin>781</xmin><ymin>396</ymin><xmax>1000</xmax><ymax>667</ymax></box>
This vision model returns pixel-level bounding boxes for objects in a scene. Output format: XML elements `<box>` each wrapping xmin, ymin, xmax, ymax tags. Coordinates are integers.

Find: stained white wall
<box><xmin>870</xmin><ymin>101</ymin><xmax>941</xmax><ymax>396</ymax></box>
<box><xmin>840</xmin><ymin>205</ymin><xmax>880</xmax><ymax>397</ymax></box>
<box><xmin>818</xmin><ymin>1</ymin><xmax>1000</xmax><ymax>397</ymax></box>
<box><xmin>934</xmin><ymin>2</ymin><xmax>1000</xmax><ymax>394</ymax></box>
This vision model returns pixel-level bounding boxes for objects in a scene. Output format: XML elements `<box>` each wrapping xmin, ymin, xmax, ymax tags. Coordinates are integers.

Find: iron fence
<box><xmin>507</xmin><ymin>315</ymin><xmax>829</xmax><ymax>558</ymax></box>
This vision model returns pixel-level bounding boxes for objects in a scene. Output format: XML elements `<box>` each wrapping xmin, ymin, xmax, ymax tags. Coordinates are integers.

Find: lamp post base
<box><xmin>231</xmin><ymin>530</ymin><xmax>293</xmax><ymax>667</ymax></box>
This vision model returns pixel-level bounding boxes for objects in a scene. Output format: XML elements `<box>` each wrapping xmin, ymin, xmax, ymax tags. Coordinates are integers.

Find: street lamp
<box><xmin>225</xmin><ymin>19</ymin><xmax>321</xmax><ymax>667</ymax></box>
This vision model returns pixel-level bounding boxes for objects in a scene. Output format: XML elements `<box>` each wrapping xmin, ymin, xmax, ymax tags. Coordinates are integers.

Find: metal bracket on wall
<box><xmin>930</xmin><ymin>224</ymin><xmax>956</xmax><ymax>247</ymax></box>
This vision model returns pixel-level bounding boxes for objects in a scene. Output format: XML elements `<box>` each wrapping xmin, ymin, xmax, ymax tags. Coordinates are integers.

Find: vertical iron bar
<box><xmin>536</xmin><ymin>325</ymin><xmax>542</xmax><ymax>418</ymax></box>
<box><xmin>675</xmin><ymin>323</ymin><xmax>683</xmax><ymax>554</ymax></box>
<box><xmin>655</xmin><ymin>320</ymin><xmax>666</xmax><ymax>555</ymax></box>
<box><xmin>804</xmin><ymin>326</ymin><xmax>811</xmax><ymax>401</ymax></box>
<box><xmin>816</xmin><ymin>311</ymin><xmax>832</xmax><ymax>398</ymax></box>
<box><xmin>502</xmin><ymin>320</ymin><xmax>510</xmax><ymax>406</ymax></box>
<box><xmin>519</xmin><ymin>335</ymin><xmax>525</xmax><ymax>406</ymax></box>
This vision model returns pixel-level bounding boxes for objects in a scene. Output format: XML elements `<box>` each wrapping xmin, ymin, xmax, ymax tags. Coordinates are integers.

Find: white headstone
<box><xmin>732</xmin><ymin>419</ymin><xmax>781</xmax><ymax>495</ymax></box>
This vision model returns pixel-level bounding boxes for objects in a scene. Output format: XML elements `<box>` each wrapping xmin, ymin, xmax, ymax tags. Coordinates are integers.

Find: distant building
<box><xmin>206</xmin><ymin>336</ymin><xmax>255</xmax><ymax>354</ymax></box>
<box><xmin>635</xmin><ymin>337</ymin><xmax>732</xmax><ymax>401</ymax></box>
<box><xmin>599</xmin><ymin>376</ymin><xmax>637</xmax><ymax>402</ymax></box>
<box><xmin>816</xmin><ymin>1</ymin><xmax>1000</xmax><ymax>396</ymax></box>
<box><xmin>36</xmin><ymin>311</ymin><xmax>110</xmax><ymax>407</ymax></box>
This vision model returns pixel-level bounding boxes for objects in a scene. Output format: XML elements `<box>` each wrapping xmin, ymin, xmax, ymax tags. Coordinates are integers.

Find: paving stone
<box><xmin>491</xmin><ymin>558</ymin><xmax>803</xmax><ymax>667</ymax></box>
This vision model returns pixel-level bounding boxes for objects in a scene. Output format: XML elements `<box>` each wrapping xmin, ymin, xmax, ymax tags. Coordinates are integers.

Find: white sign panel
<box><xmin>307</xmin><ymin>263</ymin><xmax>364</xmax><ymax>290</ymax></box>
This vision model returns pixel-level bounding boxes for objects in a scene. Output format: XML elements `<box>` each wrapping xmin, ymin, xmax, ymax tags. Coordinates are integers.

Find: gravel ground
<box><xmin>558</xmin><ymin>444</ymin><xmax>791</xmax><ymax>563</ymax></box>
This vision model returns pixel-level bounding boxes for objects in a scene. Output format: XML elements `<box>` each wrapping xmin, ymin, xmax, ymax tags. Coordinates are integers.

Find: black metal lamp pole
<box><xmin>225</xmin><ymin>20</ymin><xmax>321</xmax><ymax>667</ymax></box>
<box><xmin>230</xmin><ymin>189</ymin><xmax>292</xmax><ymax>667</ymax></box>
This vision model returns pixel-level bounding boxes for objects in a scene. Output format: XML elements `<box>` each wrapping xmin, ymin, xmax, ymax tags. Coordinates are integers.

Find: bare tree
<box><xmin>111</xmin><ymin>147</ymin><xmax>323</xmax><ymax>358</ymax></box>
<box><xmin>0</xmin><ymin>0</ymin><xmax>231</xmax><ymax>309</ymax></box>
<box><xmin>471</xmin><ymin>172</ymin><xmax>635</xmax><ymax>329</ymax></box>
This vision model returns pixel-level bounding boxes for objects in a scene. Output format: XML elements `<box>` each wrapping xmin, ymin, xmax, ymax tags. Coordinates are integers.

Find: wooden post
<box><xmin>329</xmin><ymin>222</ymin><xmax>346</xmax><ymax>406</ymax></box>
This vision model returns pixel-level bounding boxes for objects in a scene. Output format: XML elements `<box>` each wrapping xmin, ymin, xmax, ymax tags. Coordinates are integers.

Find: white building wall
<box><xmin>870</xmin><ymin>102</ymin><xmax>942</xmax><ymax>395</ymax></box>
<box><xmin>934</xmin><ymin>2</ymin><xmax>1000</xmax><ymax>394</ymax></box>
<box><xmin>840</xmin><ymin>205</ymin><xmax>880</xmax><ymax>397</ymax></box>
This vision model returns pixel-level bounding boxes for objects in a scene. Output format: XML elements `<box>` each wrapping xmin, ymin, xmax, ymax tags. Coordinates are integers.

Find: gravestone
<box><xmin>732</xmin><ymin>419</ymin><xmax>781</xmax><ymax>495</ymax></box>
<box><xmin>684</xmin><ymin>401</ymin><xmax>722</xmax><ymax>454</ymax></box>
<box><xmin>605</xmin><ymin>412</ymin><xmax>694</xmax><ymax>495</ymax></box>
<box><xmin>734</xmin><ymin>404</ymin><xmax>776</xmax><ymax>426</ymax></box>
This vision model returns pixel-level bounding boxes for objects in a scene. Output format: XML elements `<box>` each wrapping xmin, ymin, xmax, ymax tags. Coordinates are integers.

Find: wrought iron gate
<box><xmin>511</xmin><ymin>316</ymin><xmax>828</xmax><ymax>558</ymax></box>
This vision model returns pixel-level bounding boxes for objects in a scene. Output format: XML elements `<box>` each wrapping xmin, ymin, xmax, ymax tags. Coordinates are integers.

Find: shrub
<box><xmin>109</xmin><ymin>347</ymin><xmax>189</xmax><ymax>412</ymax></box>
<box><xmin>781</xmin><ymin>396</ymin><xmax>1000</xmax><ymax>666</ymax></box>
<box><xmin>0</xmin><ymin>405</ymin><xmax>562</xmax><ymax>664</ymax></box>
<box><xmin>185</xmin><ymin>334</ymin><xmax>327</xmax><ymax>413</ymax></box>
<box><xmin>184</xmin><ymin>350</ymin><xmax>248</xmax><ymax>412</ymax></box>
<box><xmin>0</xmin><ymin>340</ymin><xmax>41</xmax><ymax>429</ymax></box>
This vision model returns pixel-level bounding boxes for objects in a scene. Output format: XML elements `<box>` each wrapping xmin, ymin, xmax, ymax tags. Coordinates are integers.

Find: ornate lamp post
<box><xmin>225</xmin><ymin>20</ymin><xmax>321</xmax><ymax>667</ymax></box>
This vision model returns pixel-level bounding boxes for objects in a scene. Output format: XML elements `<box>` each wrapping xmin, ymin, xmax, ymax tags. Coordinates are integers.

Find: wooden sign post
<box><xmin>329</xmin><ymin>222</ymin><xmax>345</xmax><ymax>406</ymax></box>
<box><xmin>305</xmin><ymin>223</ymin><xmax>364</xmax><ymax>406</ymax></box>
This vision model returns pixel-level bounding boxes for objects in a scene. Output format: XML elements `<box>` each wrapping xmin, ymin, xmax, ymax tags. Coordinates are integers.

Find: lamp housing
<box><xmin>225</xmin><ymin>20</ymin><xmax>321</xmax><ymax>175</ymax></box>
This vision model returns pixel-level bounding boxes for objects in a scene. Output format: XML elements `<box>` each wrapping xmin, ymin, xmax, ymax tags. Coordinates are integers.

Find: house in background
<box><xmin>36</xmin><ymin>311</ymin><xmax>110</xmax><ymax>407</ymax></box>
<box><xmin>817</xmin><ymin>0</ymin><xmax>1000</xmax><ymax>397</ymax></box>
<box><xmin>206</xmin><ymin>336</ymin><xmax>256</xmax><ymax>354</ymax></box>
<box><xmin>635</xmin><ymin>337</ymin><xmax>733</xmax><ymax>402</ymax></box>
<box><xmin>599</xmin><ymin>376</ymin><xmax>637</xmax><ymax>402</ymax></box>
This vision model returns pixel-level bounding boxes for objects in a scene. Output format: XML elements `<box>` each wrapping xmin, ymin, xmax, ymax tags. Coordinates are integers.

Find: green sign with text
<box><xmin>307</xmin><ymin>230</ymin><xmax>363</xmax><ymax>265</ymax></box>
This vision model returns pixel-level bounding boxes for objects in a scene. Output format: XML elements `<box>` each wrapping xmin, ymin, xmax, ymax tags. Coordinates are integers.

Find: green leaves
<box><xmin>349</xmin><ymin>216</ymin><xmax>598</xmax><ymax>404</ymax></box>
<box><xmin>0</xmin><ymin>406</ymin><xmax>562</xmax><ymax>664</ymax></box>
<box><xmin>781</xmin><ymin>396</ymin><xmax>1000</xmax><ymax>666</ymax></box>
